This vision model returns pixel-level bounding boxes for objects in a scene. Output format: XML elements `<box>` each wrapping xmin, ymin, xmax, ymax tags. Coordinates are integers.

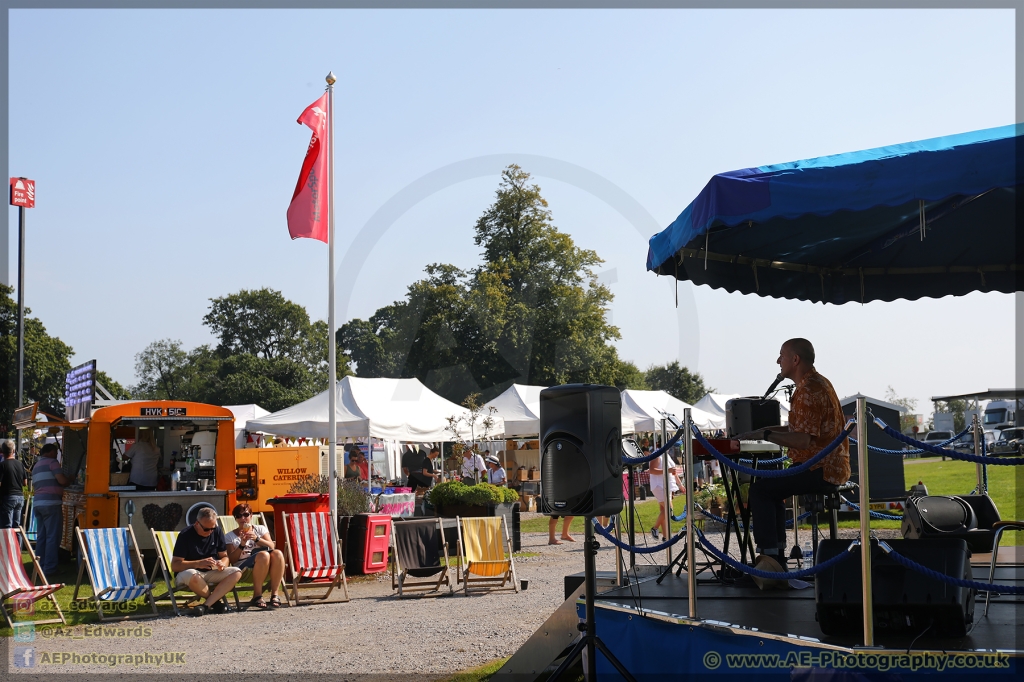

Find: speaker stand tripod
<box><xmin>547</xmin><ymin>518</ymin><xmax>637</xmax><ymax>682</ymax></box>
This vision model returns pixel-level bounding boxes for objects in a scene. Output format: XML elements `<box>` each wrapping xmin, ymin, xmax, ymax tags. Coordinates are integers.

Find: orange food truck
<box><xmin>74</xmin><ymin>401</ymin><xmax>237</xmax><ymax>550</ymax></box>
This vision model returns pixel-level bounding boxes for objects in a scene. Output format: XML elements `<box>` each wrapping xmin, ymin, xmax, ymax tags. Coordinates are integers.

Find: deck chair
<box><xmin>216</xmin><ymin>513</ymin><xmax>286</xmax><ymax>605</ymax></box>
<box><xmin>391</xmin><ymin>518</ymin><xmax>452</xmax><ymax>598</ymax></box>
<box><xmin>280</xmin><ymin>511</ymin><xmax>349</xmax><ymax>606</ymax></box>
<box><xmin>0</xmin><ymin>527</ymin><xmax>65</xmax><ymax>628</ymax></box>
<box><xmin>149</xmin><ymin>529</ymin><xmax>245</xmax><ymax>615</ymax></box>
<box><xmin>23</xmin><ymin>497</ymin><xmax>37</xmax><ymax>544</ymax></box>
<box><xmin>73</xmin><ymin>527</ymin><xmax>159</xmax><ymax>621</ymax></box>
<box><xmin>455</xmin><ymin>516</ymin><xmax>518</xmax><ymax>595</ymax></box>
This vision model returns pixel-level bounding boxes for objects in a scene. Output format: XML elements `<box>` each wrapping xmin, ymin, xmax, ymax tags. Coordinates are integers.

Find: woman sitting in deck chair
<box><xmin>224</xmin><ymin>503</ymin><xmax>285</xmax><ymax>609</ymax></box>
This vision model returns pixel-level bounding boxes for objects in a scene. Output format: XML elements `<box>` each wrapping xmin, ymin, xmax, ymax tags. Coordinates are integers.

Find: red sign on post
<box><xmin>10</xmin><ymin>177</ymin><xmax>35</xmax><ymax>208</ymax></box>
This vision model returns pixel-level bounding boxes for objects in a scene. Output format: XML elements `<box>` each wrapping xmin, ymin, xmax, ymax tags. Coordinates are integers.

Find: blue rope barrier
<box><xmin>849</xmin><ymin>425</ymin><xmax>970</xmax><ymax>455</ymax></box>
<box><xmin>739</xmin><ymin>455</ymin><xmax>789</xmax><ymax>465</ymax></box>
<box><xmin>842</xmin><ymin>498</ymin><xmax>904</xmax><ymax>521</ymax></box>
<box><xmin>592</xmin><ymin>518</ymin><xmax>687</xmax><ymax>553</ymax></box>
<box><xmin>694</xmin><ymin>526</ymin><xmax>859</xmax><ymax>580</ymax></box>
<box><xmin>692</xmin><ymin>423</ymin><xmax>855</xmax><ymax>479</ymax></box>
<box><xmin>623</xmin><ymin>428</ymin><xmax>685</xmax><ymax>465</ymax></box>
<box><xmin>875</xmin><ymin>420</ymin><xmax>1024</xmax><ymax>465</ymax></box>
<box><xmin>879</xmin><ymin>542</ymin><xmax>1024</xmax><ymax>594</ymax></box>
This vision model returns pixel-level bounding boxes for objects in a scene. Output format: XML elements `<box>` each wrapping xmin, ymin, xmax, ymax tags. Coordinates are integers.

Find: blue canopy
<box><xmin>647</xmin><ymin>125</ymin><xmax>1021</xmax><ymax>304</ymax></box>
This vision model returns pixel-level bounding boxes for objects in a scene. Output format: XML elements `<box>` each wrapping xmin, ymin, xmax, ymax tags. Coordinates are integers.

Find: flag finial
<box><xmin>326</xmin><ymin>71</ymin><xmax>337</xmax><ymax>85</ymax></box>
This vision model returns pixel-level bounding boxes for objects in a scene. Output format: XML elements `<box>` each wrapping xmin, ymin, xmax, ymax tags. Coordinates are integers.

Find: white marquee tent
<box><xmin>620</xmin><ymin>389</ymin><xmax>719</xmax><ymax>433</ymax></box>
<box><xmin>245</xmin><ymin>376</ymin><xmax>481</xmax><ymax>442</ymax></box>
<box><xmin>482</xmin><ymin>384</ymin><xmax>545</xmax><ymax>437</ymax></box>
<box><xmin>224</xmin><ymin>404</ymin><xmax>271</xmax><ymax>448</ymax></box>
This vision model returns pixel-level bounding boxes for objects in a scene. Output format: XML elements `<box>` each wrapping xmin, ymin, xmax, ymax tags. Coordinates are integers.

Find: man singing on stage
<box><xmin>735</xmin><ymin>338</ymin><xmax>850</xmax><ymax>571</ymax></box>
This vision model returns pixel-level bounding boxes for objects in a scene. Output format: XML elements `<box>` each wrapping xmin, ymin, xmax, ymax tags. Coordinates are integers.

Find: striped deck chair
<box><xmin>23</xmin><ymin>497</ymin><xmax>37</xmax><ymax>544</ymax></box>
<box><xmin>0</xmin><ymin>527</ymin><xmax>65</xmax><ymax>628</ymax></box>
<box><xmin>217</xmin><ymin>513</ymin><xmax>286</xmax><ymax>605</ymax></box>
<box><xmin>73</xmin><ymin>527</ymin><xmax>160</xmax><ymax>621</ymax></box>
<box><xmin>280</xmin><ymin>511</ymin><xmax>349</xmax><ymax>606</ymax></box>
<box><xmin>456</xmin><ymin>516</ymin><xmax>518</xmax><ymax>595</ymax></box>
<box><xmin>390</xmin><ymin>518</ymin><xmax>452</xmax><ymax>598</ymax></box>
<box><xmin>149</xmin><ymin>529</ymin><xmax>245</xmax><ymax>614</ymax></box>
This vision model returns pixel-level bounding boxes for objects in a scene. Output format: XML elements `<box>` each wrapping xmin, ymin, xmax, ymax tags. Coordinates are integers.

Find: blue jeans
<box><xmin>0</xmin><ymin>495</ymin><xmax>24</xmax><ymax>529</ymax></box>
<box><xmin>34</xmin><ymin>504</ymin><xmax>63</xmax><ymax>577</ymax></box>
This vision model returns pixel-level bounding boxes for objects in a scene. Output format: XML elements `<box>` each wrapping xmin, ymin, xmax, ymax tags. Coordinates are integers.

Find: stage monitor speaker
<box><xmin>540</xmin><ymin>384</ymin><xmax>623</xmax><ymax>517</ymax></box>
<box><xmin>904</xmin><ymin>494</ymin><xmax>1000</xmax><ymax>554</ymax></box>
<box><xmin>725</xmin><ymin>397</ymin><xmax>781</xmax><ymax>437</ymax></box>
<box><xmin>815</xmin><ymin>538</ymin><xmax>975</xmax><ymax>638</ymax></box>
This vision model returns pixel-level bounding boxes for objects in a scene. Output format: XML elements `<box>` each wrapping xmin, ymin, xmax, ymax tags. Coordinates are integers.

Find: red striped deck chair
<box><xmin>0</xmin><ymin>527</ymin><xmax>65</xmax><ymax>628</ymax></box>
<box><xmin>73</xmin><ymin>527</ymin><xmax>160</xmax><ymax>621</ymax></box>
<box><xmin>455</xmin><ymin>516</ymin><xmax>518</xmax><ymax>595</ymax></box>
<box><xmin>280</xmin><ymin>511</ymin><xmax>349</xmax><ymax>606</ymax></box>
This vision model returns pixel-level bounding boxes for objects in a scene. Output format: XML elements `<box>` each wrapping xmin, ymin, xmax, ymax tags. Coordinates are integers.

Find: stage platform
<box><xmin>584</xmin><ymin>563</ymin><xmax>1022</xmax><ymax>680</ymax></box>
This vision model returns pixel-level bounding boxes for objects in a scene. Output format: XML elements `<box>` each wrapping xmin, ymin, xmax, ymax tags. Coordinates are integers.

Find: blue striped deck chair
<box><xmin>23</xmin><ymin>497</ymin><xmax>37</xmax><ymax>543</ymax></box>
<box><xmin>73</xmin><ymin>527</ymin><xmax>160</xmax><ymax>621</ymax></box>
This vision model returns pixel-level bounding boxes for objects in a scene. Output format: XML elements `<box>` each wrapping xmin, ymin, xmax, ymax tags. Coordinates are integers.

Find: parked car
<box><xmin>990</xmin><ymin>427</ymin><xmax>1024</xmax><ymax>456</ymax></box>
<box><xmin>952</xmin><ymin>430</ymin><xmax>997</xmax><ymax>454</ymax></box>
<box><xmin>919</xmin><ymin>431</ymin><xmax>953</xmax><ymax>457</ymax></box>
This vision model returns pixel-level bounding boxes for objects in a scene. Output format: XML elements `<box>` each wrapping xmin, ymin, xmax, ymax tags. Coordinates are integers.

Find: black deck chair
<box><xmin>390</xmin><ymin>518</ymin><xmax>452</xmax><ymax>598</ymax></box>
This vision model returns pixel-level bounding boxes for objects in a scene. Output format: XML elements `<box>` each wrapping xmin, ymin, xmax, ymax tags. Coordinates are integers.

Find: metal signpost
<box><xmin>10</xmin><ymin>177</ymin><xmax>35</xmax><ymax>457</ymax></box>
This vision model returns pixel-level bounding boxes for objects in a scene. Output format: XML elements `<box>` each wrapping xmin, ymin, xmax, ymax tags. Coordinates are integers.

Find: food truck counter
<box><xmin>118</xmin><ymin>490</ymin><xmax>228</xmax><ymax>551</ymax></box>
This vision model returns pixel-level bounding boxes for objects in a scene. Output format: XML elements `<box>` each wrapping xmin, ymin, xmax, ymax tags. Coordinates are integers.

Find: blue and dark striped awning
<box><xmin>647</xmin><ymin>124</ymin><xmax>1022</xmax><ymax>304</ymax></box>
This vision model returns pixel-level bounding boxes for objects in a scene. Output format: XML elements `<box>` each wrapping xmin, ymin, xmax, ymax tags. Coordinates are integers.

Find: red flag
<box><xmin>286</xmin><ymin>93</ymin><xmax>330</xmax><ymax>243</ymax></box>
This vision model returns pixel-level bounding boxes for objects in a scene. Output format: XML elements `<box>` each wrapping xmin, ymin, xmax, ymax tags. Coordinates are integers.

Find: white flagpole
<box><xmin>326</xmin><ymin>71</ymin><xmax>338</xmax><ymax>520</ymax></box>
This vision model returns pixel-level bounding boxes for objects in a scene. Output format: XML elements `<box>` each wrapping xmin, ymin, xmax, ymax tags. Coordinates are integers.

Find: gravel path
<box><xmin>7</xmin><ymin>524</ymin><xmax>901</xmax><ymax>680</ymax></box>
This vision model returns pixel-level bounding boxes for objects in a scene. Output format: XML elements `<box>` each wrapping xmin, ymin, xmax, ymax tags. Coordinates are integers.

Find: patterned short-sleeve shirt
<box><xmin>788</xmin><ymin>371</ymin><xmax>850</xmax><ymax>485</ymax></box>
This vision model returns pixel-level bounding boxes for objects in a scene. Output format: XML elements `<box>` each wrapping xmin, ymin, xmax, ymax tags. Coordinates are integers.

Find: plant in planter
<box><xmin>428</xmin><ymin>481</ymin><xmax>518</xmax><ymax>515</ymax></box>
<box><xmin>288</xmin><ymin>474</ymin><xmax>371</xmax><ymax>516</ymax></box>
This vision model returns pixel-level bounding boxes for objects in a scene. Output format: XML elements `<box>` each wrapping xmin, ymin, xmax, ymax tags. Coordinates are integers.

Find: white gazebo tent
<box><xmin>245</xmin><ymin>376</ymin><xmax>487</xmax><ymax>480</ymax></box>
<box><xmin>693</xmin><ymin>393</ymin><xmax>739</xmax><ymax>431</ymax></box>
<box><xmin>620</xmin><ymin>389</ymin><xmax>719</xmax><ymax>433</ymax></box>
<box><xmin>483</xmin><ymin>384</ymin><xmax>544</xmax><ymax>437</ymax></box>
<box><xmin>223</xmin><ymin>404</ymin><xmax>271</xmax><ymax>448</ymax></box>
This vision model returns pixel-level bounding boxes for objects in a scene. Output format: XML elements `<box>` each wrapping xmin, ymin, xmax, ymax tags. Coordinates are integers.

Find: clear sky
<box><xmin>6</xmin><ymin>8</ymin><xmax>1017</xmax><ymax>418</ymax></box>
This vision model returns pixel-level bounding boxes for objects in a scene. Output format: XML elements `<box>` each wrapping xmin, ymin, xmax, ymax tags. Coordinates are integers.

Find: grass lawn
<box><xmin>434</xmin><ymin>657</ymin><xmax>509</xmax><ymax>682</ymax></box>
<box><xmin>521</xmin><ymin>458</ymin><xmax>1021</xmax><ymax>545</ymax></box>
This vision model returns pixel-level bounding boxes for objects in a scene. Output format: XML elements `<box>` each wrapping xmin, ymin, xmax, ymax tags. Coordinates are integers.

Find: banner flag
<box><xmin>286</xmin><ymin>92</ymin><xmax>330</xmax><ymax>243</ymax></box>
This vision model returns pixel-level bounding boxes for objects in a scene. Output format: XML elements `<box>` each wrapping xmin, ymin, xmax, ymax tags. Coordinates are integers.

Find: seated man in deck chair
<box><xmin>734</xmin><ymin>338</ymin><xmax>850</xmax><ymax>575</ymax></box>
<box><xmin>171</xmin><ymin>507</ymin><xmax>242</xmax><ymax>616</ymax></box>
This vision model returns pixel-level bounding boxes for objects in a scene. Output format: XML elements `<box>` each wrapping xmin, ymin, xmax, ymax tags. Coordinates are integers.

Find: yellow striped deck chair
<box><xmin>217</xmin><ymin>513</ymin><xmax>285</xmax><ymax>604</ymax></box>
<box><xmin>149</xmin><ymin>529</ymin><xmax>245</xmax><ymax>615</ymax></box>
<box><xmin>455</xmin><ymin>516</ymin><xmax>518</xmax><ymax>595</ymax></box>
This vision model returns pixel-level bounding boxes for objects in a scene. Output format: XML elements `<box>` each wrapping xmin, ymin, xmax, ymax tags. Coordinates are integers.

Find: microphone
<box><xmin>760</xmin><ymin>373</ymin><xmax>783</xmax><ymax>404</ymax></box>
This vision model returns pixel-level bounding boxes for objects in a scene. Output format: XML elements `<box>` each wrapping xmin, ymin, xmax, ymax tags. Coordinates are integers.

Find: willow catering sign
<box><xmin>65</xmin><ymin>360</ymin><xmax>97</xmax><ymax>422</ymax></box>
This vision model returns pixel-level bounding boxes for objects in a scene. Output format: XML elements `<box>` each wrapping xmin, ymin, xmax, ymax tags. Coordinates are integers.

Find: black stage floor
<box><xmin>595</xmin><ymin>564</ymin><xmax>1023</xmax><ymax>651</ymax></box>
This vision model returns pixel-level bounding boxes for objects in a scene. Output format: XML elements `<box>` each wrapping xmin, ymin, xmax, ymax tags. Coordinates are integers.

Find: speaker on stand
<box><xmin>540</xmin><ymin>384</ymin><xmax>635</xmax><ymax>682</ymax></box>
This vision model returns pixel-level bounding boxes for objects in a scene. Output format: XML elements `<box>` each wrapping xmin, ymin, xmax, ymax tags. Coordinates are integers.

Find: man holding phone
<box><xmin>171</xmin><ymin>507</ymin><xmax>242</xmax><ymax>616</ymax></box>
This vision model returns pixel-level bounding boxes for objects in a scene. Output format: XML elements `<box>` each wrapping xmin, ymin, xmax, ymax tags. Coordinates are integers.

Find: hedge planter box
<box><xmin>434</xmin><ymin>502</ymin><xmax>520</xmax><ymax>552</ymax></box>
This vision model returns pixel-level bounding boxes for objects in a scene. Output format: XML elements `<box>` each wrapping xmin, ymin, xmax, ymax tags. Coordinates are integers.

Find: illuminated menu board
<box><xmin>65</xmin><ymin>360</ymin><xmax>97</xmax><ymax>421</ymax></box>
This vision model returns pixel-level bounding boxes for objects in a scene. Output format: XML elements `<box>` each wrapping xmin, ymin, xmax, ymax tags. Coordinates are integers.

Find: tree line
<box><xmin>2</xmin><ymin>165</ymin><xmax>713</xmax><ymax>432</ymax></box>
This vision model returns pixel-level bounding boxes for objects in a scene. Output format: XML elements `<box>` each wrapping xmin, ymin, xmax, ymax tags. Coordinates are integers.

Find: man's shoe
<box><xmin>189</xmin><ymin>604</ymin><xmax>208</xmax><ymax>617</ymax></box>
<box><xmin>211</xmin><ymin>600</ymin><xmax>234</xmax><ymax>614</ymax></box>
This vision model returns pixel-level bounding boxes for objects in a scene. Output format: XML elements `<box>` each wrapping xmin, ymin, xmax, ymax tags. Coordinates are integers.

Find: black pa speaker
<box><xmin>903</xmin><ymin>494</ymin><xmax>1000</xmax><ymax>554</ymax></box>
<box><xmin>725</xmin><ymin>397</ymin><xmax>781</xmax><ymax>437</ymax></box>
<box><xmin>815</xmin><ymin>538</ymin><xmax>975</xmax><ymax>638</ymax></box>
<box><xmin>539</xmin><ymin>384</ymin><xmax>623</xmax><ymax>517</ymax></box>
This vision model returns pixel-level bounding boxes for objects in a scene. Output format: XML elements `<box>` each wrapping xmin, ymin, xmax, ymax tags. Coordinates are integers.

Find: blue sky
<box><xmin>6</xmin><ymin>8</ymin><xmax>1016</xmax><ymax>417</ymax></box>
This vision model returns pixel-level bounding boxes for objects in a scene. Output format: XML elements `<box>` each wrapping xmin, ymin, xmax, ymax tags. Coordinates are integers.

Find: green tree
<box><xmin>884</xmin><ymin>385</ymin><xmax>919</xmax><ymax>433</ymax></box>
<box><xmin>0</xmin><ymin>284</ymin><xmax>74</xmax><ymax>428</ymax></box>
<box><xmin>644</xmin><ymin>361</ymin><xmax>713</xmax><ymax>404</ymax></box>
<box><xmin>132</xmin><ymin>339</ymin><xmax>191</xmax><ymax>400</ymax></box>
<box><xmin>96</xmin><ymin>370</ymin><xmax>132</xmax><ymax>400</ymax></box>
<box><xmin>339</xmin><ymin>165</ymin><xmax>625</xmax><ymax>404</ymax></box>
<box><xmin>203</xmin><ymin>288</ymin><xmax>311</xmax><ymax>361</ymax></box>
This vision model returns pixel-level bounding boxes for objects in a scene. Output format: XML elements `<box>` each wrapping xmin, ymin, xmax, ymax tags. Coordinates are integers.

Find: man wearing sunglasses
<box><xmin>171</xmin><ymin>507</ymin><xmax>242</xmax><ymax>616</ymax></box>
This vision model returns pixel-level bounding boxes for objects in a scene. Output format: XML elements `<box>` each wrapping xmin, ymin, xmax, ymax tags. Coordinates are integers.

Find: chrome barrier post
<box><xmin>973</xmin><ymin>414</ymin><xmax>985</xmax><ymax>494</ymax></box>
<box><xmin>856</xmin><ymin>397</ymin><xmax>873</xmax><ymax>646</ymax></box>
<box><xmin>792</xmin><ymin>496</ymin><xmax>799</xmax><ymax>562</ymax></box>
<box><xmin>662</xmin><ymin>418</ymin><xmax>673</xmax><ymax>567</ymax></box>
<box><xmin>684</xmin><ymin>408</ymin><xmax>696</xmax><ymax>619</ymax></box>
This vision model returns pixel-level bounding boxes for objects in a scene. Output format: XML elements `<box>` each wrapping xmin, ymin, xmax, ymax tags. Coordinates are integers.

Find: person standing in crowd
<box><xmin>649</xmin><ymin>447</ymin><xmax>684</xmax><ymax>540</ymax></box>
<box><xmin>548</xmin><ymin>516</ymin><xmax>575</xmax><ymax>545</ymax></box>
<box><xmin>0</xmin><ymin>440</ymin><xmax>27</xmax><ymax>529</ymax></box>
<box><xmin>32</xmin><ymin>443</ymin><xmax>69</xmax><ymax>577</ymax></box>
<box><xmin>484</xmin><ymin>456</ymin><xmax>506</xmax><ymax>486</ymax></box>
<box><xmin>460</xmin><ymin>448</ymin><xmax>486</xmax><ymax>485</ymax></box>
<box><xmin>125</xmin><ymin>429</ymin><xmax>161</xmax><ymax>491</ymax></box>
<box><xmin>400</xmin><ymin>445</ymin><xmax>421</xmax><ymax>487</ymax></box>
<box><xmin>408</xmin><ymin>447</ymin><xmax>441</xmax><ymax>493</ymax></box>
